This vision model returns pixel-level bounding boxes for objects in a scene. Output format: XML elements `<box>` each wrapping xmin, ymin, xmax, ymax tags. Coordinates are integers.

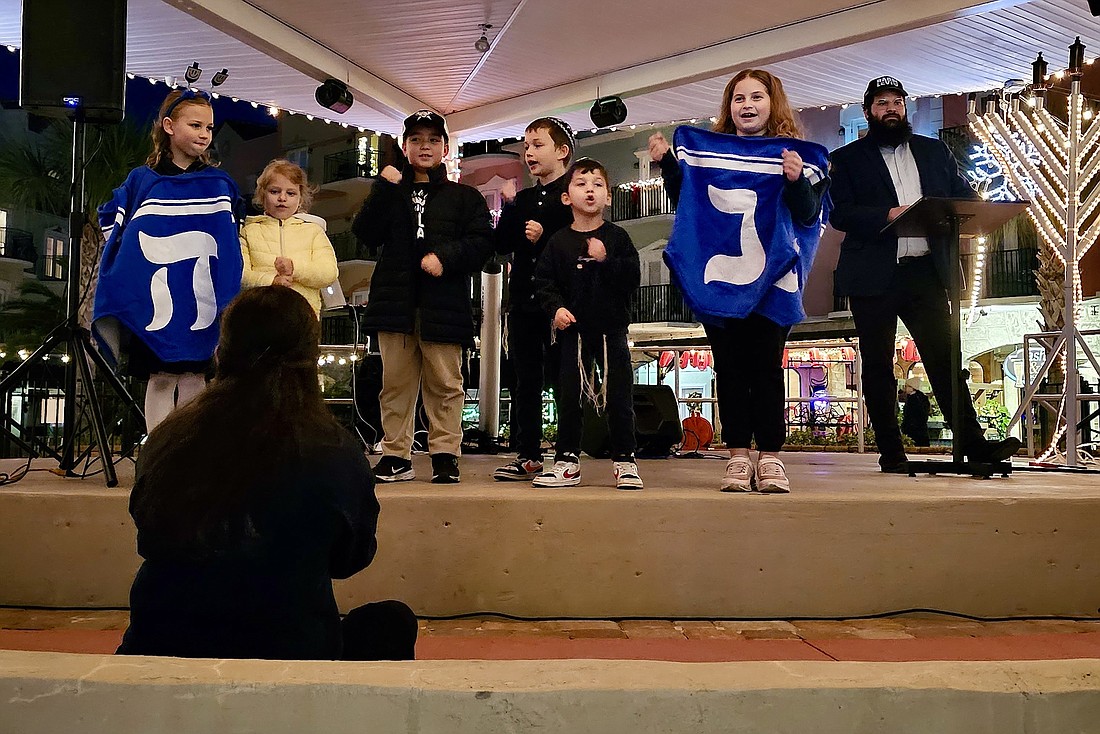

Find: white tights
<box><xmin>144</xmin><ymin>372</ymin><xmax>206</xmax><ymax>433</ymax></box>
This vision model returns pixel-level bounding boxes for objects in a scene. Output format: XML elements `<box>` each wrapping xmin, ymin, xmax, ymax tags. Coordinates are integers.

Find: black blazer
<box><xmin>829</xmin><ymin>134</ymin><xmax>975</xmax><ymax>297</ymax></box>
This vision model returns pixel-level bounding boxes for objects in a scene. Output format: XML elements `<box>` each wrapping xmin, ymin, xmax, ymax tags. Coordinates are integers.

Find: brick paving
<box><xmin>3</xmin><ymin>608</ymin><xmax>1099</xmax><ymax>655</ymax></box>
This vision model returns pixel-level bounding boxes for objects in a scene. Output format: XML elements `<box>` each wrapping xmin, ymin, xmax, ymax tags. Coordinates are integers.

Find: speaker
<box><xmin>20</xmin><ymin>0</ymin><xmax>127</xmax><ymax>123</ymax></box>
<box><xmin>315</xmin><ymin>79</ymin><xmax>353</xmax><ymax>114</ymax></box>
<box><xmin>590</xmin><ymin>96</ymin><xmax>628</xmax><ymax>128</ymax></box>
<box><xmin>581</xmin><ymin>384</ymin><xmax>683</xmax><ymax>458</ymax></box>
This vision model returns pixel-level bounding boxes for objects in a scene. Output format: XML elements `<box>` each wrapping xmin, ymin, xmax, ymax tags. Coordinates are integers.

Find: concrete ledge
<box><xmin>3</xmin><ymin>651</ymin><xmax>1099</xmax><ymax>733</ymax></box>
<box><xmin>2</xmin><ymin>454</ymin><xmax>1099</xmax><ymax>617</ymax></box>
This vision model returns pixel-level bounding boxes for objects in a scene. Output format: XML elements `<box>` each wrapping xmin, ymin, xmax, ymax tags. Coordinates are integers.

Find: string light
<box><xmin>966</xmin><ymin>236</ymin><xmax>987</xmax><ymax>327</ymax></box>
<box><xmin>968</xmin><ymin>48</ymin><xmax>1100</xmax><ymax>467</ymax></box>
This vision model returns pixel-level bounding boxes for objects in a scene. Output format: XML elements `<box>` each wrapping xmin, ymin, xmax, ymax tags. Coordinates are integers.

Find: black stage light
<box><xmin>315</xmin><ymin>78</ymin><xmax>353</xmax><ymax>114</ymax></box>
<box><xmin>590</xmin><ymin>95</ymin><xmax>627</xmax><ymax>128</ymax></box>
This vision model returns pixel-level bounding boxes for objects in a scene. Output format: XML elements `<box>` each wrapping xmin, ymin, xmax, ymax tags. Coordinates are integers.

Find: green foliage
<box><xmin>0</xmin><ymin>119</ymin><xmax>151</xmax><ymax>216</ymax></box>
<box><xmin>0</xmin><ymin>279</ymin><xmax>65</xmax><ymax>354</ymax></box>
<box><xmin>978</xmin><ymin>400</ymin><xmax>1011</xmax><ymax>440</ymax></box>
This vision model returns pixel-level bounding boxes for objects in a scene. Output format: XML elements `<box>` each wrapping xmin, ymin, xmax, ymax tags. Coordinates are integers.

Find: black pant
<box><xmin>848</xmin><ymin>255</ymin><xmax>985</xmax><ymax>461</ymax></box>
<box><xmin>556</xmin><ymin>329</ymin><xmax>636</xmax><ymax>460</ymax></box>
<box><xmin>705</xmin><ymin>313</ymin><xmax>791</xmax><ymax>452</ymax></box>
<box><xmin>507</xmin><ymin>309</ymin><xmax>557</xmax><ymax>460</ymax></box>
<box><xmin>339</xmin><ymin>599</ymin><xmax>418</xmax><ymax>661</ymax></box>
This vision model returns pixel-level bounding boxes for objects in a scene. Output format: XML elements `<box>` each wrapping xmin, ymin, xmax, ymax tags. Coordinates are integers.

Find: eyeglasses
<box><xmin>164</xmin><ymin>89</ymin><xmax>213</xmax><ymax>119</ymax></box>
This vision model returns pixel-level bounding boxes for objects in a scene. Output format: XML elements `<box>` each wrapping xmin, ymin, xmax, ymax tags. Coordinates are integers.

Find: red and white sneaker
<box><xmin>493</xmin><ymin>457</ymin><xmax>543</xmax><ymax>481</ymax></box>
<box><xmin>532</xmin><ymin>457</ymin><xmax>581</xmax><ymax>488</ymax></box>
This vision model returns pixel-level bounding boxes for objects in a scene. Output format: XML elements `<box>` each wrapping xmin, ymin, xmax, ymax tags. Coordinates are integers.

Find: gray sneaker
<box><xmin>613</xmin><ymin>461</ymin><xmax>643</xmax><ymax>490</ymax></box>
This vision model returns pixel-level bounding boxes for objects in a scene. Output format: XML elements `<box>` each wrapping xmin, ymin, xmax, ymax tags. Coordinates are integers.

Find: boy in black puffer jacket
<box><xmin>352</xmin><ymin>111</ymin><xmax>493</xmax><ymax>484</ymax></box>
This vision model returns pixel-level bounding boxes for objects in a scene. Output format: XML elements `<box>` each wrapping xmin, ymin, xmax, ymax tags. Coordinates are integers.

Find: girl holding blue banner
<box><xmin>94</xmin><ymin>89</ymin><xmax>243</xmax><ymax>433</ymax></box>
<box><xmin>649</xmin><ymin>69</ymin><xmax>830</xmax><ymax>494</ymax></box>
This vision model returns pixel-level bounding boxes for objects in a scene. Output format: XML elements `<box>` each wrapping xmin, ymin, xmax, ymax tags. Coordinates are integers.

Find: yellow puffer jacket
<box><xmin>240</xmin><ymin>214</ymin><xmax>339</xmax><ymax>316</ymax></box>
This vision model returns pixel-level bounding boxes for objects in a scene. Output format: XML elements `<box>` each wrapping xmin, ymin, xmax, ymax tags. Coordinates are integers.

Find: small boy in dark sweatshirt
<box><xmin>533</xmin><ymin>158</ymin><xmax>642</xmax><ymax>490</ymax></box>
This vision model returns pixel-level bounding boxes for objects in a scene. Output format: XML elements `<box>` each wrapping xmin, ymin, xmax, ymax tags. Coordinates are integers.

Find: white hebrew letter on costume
<box><xmin>138</xmin><ymin>231</ymin><xmax>220</xmax><ymax>332</ymax></box>
<box><xmin>702</xmin><ymin>186</ymin><xmax>765</xmax><ymax>286</ymax></box>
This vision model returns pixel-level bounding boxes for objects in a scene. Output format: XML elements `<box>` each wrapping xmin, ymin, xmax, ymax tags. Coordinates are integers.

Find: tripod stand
<box><xmin>0</xmin><ymin>113</ymin><xmax>145</xmax><ymax>487</ymax></box>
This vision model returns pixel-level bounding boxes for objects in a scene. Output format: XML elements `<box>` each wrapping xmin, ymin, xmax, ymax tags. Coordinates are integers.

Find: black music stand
<box><xmin>881</xmin><ymin>197</ymin><xmax>1028</xmax><ymax>478</ymax></box>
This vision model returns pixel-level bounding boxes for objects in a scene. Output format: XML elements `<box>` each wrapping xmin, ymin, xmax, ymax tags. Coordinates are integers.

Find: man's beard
<box><xmin>866</xmin><ymin>113</ymin><xmax>913</xmax><ymax>147</ymax></box>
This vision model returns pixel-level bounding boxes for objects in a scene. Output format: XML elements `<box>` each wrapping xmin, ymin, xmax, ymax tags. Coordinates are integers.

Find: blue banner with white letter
<box><xmin>93</xmin><ymin>166</ymin><xmax>243</xmax><ymax>365</ymax></box>
<box><xmin>663</xmin><ymin>126</ymin><xmax>829</xmax><ymax>326</ymax></box>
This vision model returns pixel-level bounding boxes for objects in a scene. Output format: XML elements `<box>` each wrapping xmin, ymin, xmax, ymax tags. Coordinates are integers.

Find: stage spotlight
<box><xmin>474</xmin><ymin>23</ymin><xmax>492</xmax><ymax>53</ymax></box>
<box><xmin>185</xmin><ymin>61</ymin><xmax>202</xmax><ymax>84</ymax></box>
<box><xmin>211</xmin><ymin>68</ymin><xmax>229</xmax><ymax>86</ymax></box>
<box><xmin>590</xmin><ymin>95</ymin><xmax>628</xmax><ymax>128</ymax></box>
<box><xmin>315</xmin><ymin>78</ymin><xmax>353</xmax><ymax>113</ymax></box>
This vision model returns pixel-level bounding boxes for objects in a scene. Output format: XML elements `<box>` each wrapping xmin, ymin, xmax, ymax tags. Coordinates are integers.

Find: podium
<box><xmin>881</xmin><ymin>197</ymin><xmax>1028</xmax><ymax>478</ymax></box>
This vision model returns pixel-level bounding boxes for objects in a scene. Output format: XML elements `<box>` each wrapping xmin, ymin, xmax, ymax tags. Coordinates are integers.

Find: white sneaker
<box><xmin>755</xmin><ymin>456</ymin><xmax>791</xmax><ymax>494</ymax></box>
<box><xmin>532</xmin><ymin>458</ymin><xmax>581</xmax><ymax>488</ymax></box>
<box><xmin>613</xmin><ymin>461</ymin><xmax>644</xmax><ymax>490</ymax></box>
<box><xmin>720</xmin><ymin>456</ymin><xmax>754</xmax><ymax>492</ymax></box>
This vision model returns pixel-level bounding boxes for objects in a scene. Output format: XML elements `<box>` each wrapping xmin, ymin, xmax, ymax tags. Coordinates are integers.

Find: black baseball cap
<box><xmin>402</xmin><ymin>110</ymin><xmax>449</xmax><ymax>143</ymax></box>
<box><xmin>863</xmin><ymin>76</ymin><xmax>908</xmax><ymax>108</ymax></box>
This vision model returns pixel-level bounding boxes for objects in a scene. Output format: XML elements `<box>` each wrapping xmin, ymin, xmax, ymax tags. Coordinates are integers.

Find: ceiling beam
<box><xmin>163</xmin><ymin>0</ymin><xmax>426</xmax><ymax>122</ymax></box>
<box><xmin>445</xmin><ymin>0</ymin><xmax>1028</xmax><ymax>138</ymax></box>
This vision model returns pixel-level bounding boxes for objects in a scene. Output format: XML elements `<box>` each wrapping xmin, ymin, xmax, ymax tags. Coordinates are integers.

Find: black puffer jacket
<box><xmin>353</xmin><ymin>165</ymin><xmax>493</xmax><ymax>345</ymax></box>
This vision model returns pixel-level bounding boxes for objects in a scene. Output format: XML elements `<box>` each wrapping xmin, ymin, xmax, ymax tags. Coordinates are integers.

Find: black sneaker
<box><xmin>374</xmin><ymin>456</ymin><xmax>414</xmax><ymax>482</ymax></box>
<box><xmin>879</xmin><ymin>454</ymin><xmax>910</xmax><ymax>474</ymax></box>
<box><xmin>967</xmin><ymin>437</ymin><xmax>1022</xmax><ymax>463</ymax></box>
<box><xmin>431</xmin><ymin>453</ymin><xmax>460</xmax><ymax>484</ymax></box>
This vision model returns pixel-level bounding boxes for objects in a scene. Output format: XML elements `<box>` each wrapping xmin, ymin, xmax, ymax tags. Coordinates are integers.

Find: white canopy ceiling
<box><xmin>2</xmin><ymin>0</ymin><xmax>1098</xmax><ymax>141</ymax></box>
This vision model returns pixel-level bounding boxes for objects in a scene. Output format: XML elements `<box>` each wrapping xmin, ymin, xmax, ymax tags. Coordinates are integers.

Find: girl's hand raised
<box><xmin>781</xmin><ymin>149</ymin><xmax>804</xmax><ymax>182</ymax></box>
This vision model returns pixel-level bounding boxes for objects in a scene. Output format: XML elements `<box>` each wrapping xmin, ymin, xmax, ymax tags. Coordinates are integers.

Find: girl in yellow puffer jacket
<box><xmin>240</xmin><ymin>160</ymin><xmax>339</xmax><ymax>316</ymax></box>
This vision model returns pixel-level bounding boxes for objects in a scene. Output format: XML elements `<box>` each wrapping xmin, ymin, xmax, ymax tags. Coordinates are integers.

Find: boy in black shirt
<box><xmin>493</xmin><ymin>118</ymin><xmax>576</xmax><ymax>481</ymax></box>
<box><xmin>533</xmin><ymin>159</ymin><xmax>643</xmax><ymax>490</ymax></box>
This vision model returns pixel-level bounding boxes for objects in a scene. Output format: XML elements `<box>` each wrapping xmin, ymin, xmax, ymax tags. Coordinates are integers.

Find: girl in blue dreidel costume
<box><xmin>94</xmin><ymin>89</ymin><xmax>243</xmax><ymax>433</ymax></box>
<box><xmin>649</xmin><ymin>69</ymin><xmax>831</xmax><ymax>494</ymax></box>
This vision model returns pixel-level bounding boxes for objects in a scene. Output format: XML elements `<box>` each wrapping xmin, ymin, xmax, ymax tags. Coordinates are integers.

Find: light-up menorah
<box><xmin>967</xmin><ymin>38</ymin><xmax>1100</xmax><ymax>468</ymax></box>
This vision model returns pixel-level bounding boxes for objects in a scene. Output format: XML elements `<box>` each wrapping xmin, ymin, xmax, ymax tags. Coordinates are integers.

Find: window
<box><xmin>285</xmin><ymin>146</ymin><xmax>309</xmax><ymax>171</ymax></box>
<box><xmin>43</xmin><ymin>231</ymin><xmax>65</xmax><ymax>280</ymax></box>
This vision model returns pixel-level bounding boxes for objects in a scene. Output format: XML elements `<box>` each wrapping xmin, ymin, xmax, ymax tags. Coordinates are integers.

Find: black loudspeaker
<box><xmin>581</xmin><ymin>384</ymin><xmax>684</xmax><ymax>458</ymax></box>
<box><xmin>315</xmin><ymin>79</ymin><xmax>353</xmax><ymax>114</ymax></box>
<box><xmin>20</xmin><ymin>0</ymin><xmax>127</xmax><ymax>123</ymax></box>
<box><xmin>590</xmin><ymin>96</ymin><xmax>628</xmax><ymax>128</ymax></box>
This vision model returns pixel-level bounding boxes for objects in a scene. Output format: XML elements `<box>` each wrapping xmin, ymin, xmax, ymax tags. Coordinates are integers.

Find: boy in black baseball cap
<box><xmin>352</xmin><ymin>108</ymin><xmax>493</xmax><ymax>484</ymax></box>
<box><xmin>402</xmin><ymin>109</ymin><xmax>449</xmax><ymax>143</ymax></box>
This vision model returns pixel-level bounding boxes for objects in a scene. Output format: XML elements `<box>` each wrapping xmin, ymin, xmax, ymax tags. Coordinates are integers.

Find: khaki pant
<box><xmin>377</xmin><ymin>328</ymin><xmax>464</xmax><ymax>459</ymax></box>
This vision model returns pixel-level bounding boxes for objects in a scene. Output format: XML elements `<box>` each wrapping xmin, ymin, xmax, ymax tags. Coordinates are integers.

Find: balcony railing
<box><xmin>961</xmin><ymin>246</ymin><xmax>1039</xmax><ymax>299</ymax></box>
<box><xmin>323</xmin><ymin>149</ymin><xmax>372</xmax><ymax>184</ymax></box>
<box><xmin>0</xmin><ymin>227</ymin><xmax>35</xmax><ymax>264</ymax></box>
<box><xmin>610</xmin><ymin>181</ymin><xmax>675</xmax><ymax>223</ymax></box>
<box><xmin>632</xmin><ymin>283</ymin><xmax>695</xmax><ymax>324</ymax></box>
